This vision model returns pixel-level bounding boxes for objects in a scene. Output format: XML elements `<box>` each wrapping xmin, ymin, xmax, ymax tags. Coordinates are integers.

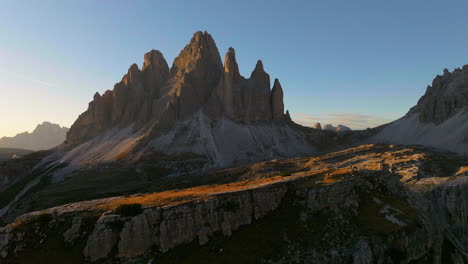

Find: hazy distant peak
<box><xmin>323</xmin><ymin>124</ymin><xmax>352</xmax><ymax>132</ymax></box>
<box><xmin>0</xmin><ymin>121</ymin><xmax>69</xmax><ymax>151</ymax></box>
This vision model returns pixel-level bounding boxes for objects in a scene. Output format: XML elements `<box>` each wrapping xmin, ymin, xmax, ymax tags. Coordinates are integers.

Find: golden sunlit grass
<box><xmin>456</xmin><ymin>166</ymin><xmax>468</xmax><ymax>173</ymax></box>
<box><xmin>11</xmin><ymin>144</ymin><xmax>465</xmax><ymax>222</ymax></box>
<box><xmin>97</xmin><ymin>174</ymin><xmax>304</xmax><ymax>211</ymax></box>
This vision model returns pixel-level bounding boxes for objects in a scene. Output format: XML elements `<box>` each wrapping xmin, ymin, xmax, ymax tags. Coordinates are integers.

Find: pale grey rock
<box><xmin>83</xmin><ymin>214</ymin><xmax>121</xmax><ymax>261</ymax></box>
<box><xmin>352</xmin><ymin>239</ymin><xmax>373</xmax><ymax>264</ymax></box>
<box><xmin>0</xmin><ymin>228</ymin><xmax>12</xmax><ymax>258</ymax></box>
<box><xmin>63</xmin><ymin>216</ymin><xmax>82</xmax><ymax>244</ymax></box>
<box><xmin>336</xmin><ymin>124</ymin><xmax>351</xmax><ymax>131</ymax></box>
<box><xmin>118</xmin><ymin>213</ymin><xmax>153</xmax><ymax>258</ymax></box>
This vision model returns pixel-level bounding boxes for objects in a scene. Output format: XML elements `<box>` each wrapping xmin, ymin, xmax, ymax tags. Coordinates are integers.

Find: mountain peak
<box><xmin>66</xmin><ymin>32</ymin><xmax>289</xmax><ymax>145</ymax></box>
<box><xmin>412</xmin><ymin>66</ymin><xmax>468</xmax><ymax>124</ymax></box>
<box><xmin>0</xmin><ymin>122</ymin><xmax>68</xmax><ymax>151</ymax></box>
<box><xmin>271</xmin><ymin>78</ymin><xmax>284</xmax><ymax>120</ymax></box>
<box><xmin>224</xmin><ymin>47</ymin><xmax>240</xmax><ymax>81</ymax></box>
<box><xmin>254</xmin><ymin>60</ymin><xmax>264</xmax><ymax>72</ymax></box>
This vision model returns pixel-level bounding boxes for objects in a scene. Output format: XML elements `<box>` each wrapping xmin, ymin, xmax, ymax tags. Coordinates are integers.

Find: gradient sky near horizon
<box><xmin>1</xmin><ymin>1</ymin><xmax>467</xmax><ymax>137</ymax></box>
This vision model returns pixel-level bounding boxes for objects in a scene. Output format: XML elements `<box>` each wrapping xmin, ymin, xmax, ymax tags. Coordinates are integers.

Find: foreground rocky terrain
<box><xmin>0</xmin><ymin>122</ymin><xmax>68</xmax><ymax>151</ymax></box>
<box><xmin>0</xmin><ymin>144</ymin><xmax>466</xmax><ymax>263</ymax></box>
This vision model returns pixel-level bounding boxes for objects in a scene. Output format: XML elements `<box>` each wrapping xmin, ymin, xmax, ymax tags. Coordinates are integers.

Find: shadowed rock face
<box><xmin>66</xmin><ymin>31</ymin><xmax>289</xmax><ymax>146</ymax></box>
<box><xmin>373</xmin><ymin>66</ymin><xmax>468</xmax><ymax>155</ymax></box>
<box><xmin>411</xmin><ymin>65</ymin><xmax>468</xmax><ymax>124</ymax></box>
<box><xmin>271</xmin><ymin>79</ymin><xmax>284</xmax><ymax>121</ymax></box>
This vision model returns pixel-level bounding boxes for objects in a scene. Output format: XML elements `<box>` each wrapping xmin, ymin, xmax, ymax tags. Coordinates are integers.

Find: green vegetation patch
<box><xmin>356</xmin><ymin>192</ymin><xmax>419</xmax><ymax>235</ymax></box>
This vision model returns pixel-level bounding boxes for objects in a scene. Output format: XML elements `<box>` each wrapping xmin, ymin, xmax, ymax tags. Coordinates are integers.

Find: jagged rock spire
<box><xmin>142</xmin><ymin>50</ymin><xmax>169</xmax><ymax>98</ymax></box>
<box><xmin>66</xmin><ymin>31</ymin><xmax>289</xmax><ymax>145</ymax></box>
<box><xmin>251</xmin><ymin>60</ymin><xmax>265</xmax><ymax>77</ymax></box>
<box><xmin>170</xmin><ymin>31</ymin><xmax>222</xmax><ymax>78</ymax></box>
<box><xmin>224</xmin><ymin>47</ymin><xmax>240</xmax><ymax>81</ymax></box>
<box><xmin>271</xmin><ymin>78</ymin><xmax>284</xmax><ymax>120</ymax></box>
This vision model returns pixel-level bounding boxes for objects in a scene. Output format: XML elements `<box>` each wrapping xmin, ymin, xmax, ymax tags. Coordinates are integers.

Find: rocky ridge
<box><xmin>0</xmin><ymin>144</ymin><xmax>466</xmax><ymax>263</ymax></box>
<box><xmin>66</xmin><ymin>31</ymin><xmax>290</xmax><ymax>147</ymax></box>
<box><xmin>373</xmin><ymin>66</ymin><xmax>468</xmax><ymax>155</ymax></box>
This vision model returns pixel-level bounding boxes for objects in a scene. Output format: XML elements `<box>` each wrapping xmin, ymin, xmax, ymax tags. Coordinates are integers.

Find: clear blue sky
<box><xmin>1</xmin><ymin>0</ymin><xmax>467</xmax><ymax>136</ymax></box>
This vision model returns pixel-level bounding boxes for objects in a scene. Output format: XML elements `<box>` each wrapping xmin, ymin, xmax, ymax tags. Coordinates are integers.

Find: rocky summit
<box><xmin>53</xmin><ymin>31</ymin><xmax>363</xmax><ymax>175</ymax></box>
<box><xmin>373</xmin><ymin>66</ymin><xmax>468</xmax><ymax>155</ymax></box>
<box><xmin>66</xmin><ymin>32</ymin><xmax>289</xmax><ymax>146</ymax></box>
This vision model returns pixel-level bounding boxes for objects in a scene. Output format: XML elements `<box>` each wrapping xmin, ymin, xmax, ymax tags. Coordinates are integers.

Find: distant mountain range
<box><xmin>0</xmin><ymin>122</ymin><xmax>68</xmax><ymax>151</ymax></box>
<box><xmin>312</xmin><ymin>123</ymin><xmax>352</xmax><ymax>132</ymax></box>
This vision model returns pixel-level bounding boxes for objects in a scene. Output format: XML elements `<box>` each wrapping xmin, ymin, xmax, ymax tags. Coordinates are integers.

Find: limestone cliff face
<box><xmin>66</xmin><ymin>31</ymin><xmax>289</xmax><ymax>146</ymax></box>
<box><xmin>3</xmin><ymin>166</ymin><xmax>464</xmax><ymax>263</ymax></box>
<box><xmin>1</xmin><ymin>144</ymin><xmax>466</xmax><ymax>263</ymax></box>
<box><xmin>373</xmin><ymin>66</ymin><xmax>468</xmax><ymax>155</ymax></box>
<box><xmin>271</xmin><ymin>78</ymin><xmax>284</xmax><ymax>121</ymax></box>
<box><xmin>412</xmin><ymin>65</ymin><xmax>468</xmax><ymax>124</ymax></box>
<box><xmin>205</xmin><ymin>48</ymin><xmax>281</xmax><ymax>124</ymax></box>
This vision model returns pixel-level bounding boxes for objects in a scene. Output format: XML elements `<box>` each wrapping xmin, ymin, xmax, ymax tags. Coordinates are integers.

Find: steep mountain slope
<box><xmin>0</xmin><ymin>122</ymin><xmax>68</xmax><ymax>151</ymax></box>
<box><xmin>373</xmin><ymin>66</ymin><xmax>468</xmax><ymax>155</ymax></box>
<box><xmin>0</xmin><ymin>144</ymin><xmax>466</xmax><ymax>263</ymax></box>
<box><xmin>51</xmin><ymin>31</ymin><xmax>347</xmax><ymax>174</ymax></box>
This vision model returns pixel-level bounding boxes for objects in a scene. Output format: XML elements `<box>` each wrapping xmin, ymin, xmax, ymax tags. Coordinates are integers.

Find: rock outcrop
<box><xmin>313</xmin><ymin>122</ymin><xmax>322</xmax><ymax>130</ymax></box>
<box><xmin>323</xmin><ymin>124</ymin><xmax>351</xmax><ymax>132</ymax></box>
<box><xmin>1</xmin><ymin>144</ymin><xmax>466</xmax><ymax>263</ymax></box>
<box><xmin>66</xmin><ymin>31</ymin><xmax>290</xmax><ymax>146</ymax></box>
<box><xmin>0</xmin><ymin>145</ymin><xmax>468</xmax><ymax>264</ymax></box>
<box><xmin>271</xmin><ymin>79</ymin><xmax>285</xmax><ymax>121</ymax></box>
<box><xmin>0</xmin><ymin>122</ymin><xmax>68</xmax><ymax>151</ymax></box>
<box><xmin>374</xmin><ymin>66</ymin><xmax>468</xmax><ymax>155</ymax></box>
<box><xmin>415</xmin><ymin>66</ymin><xmax>468</xmax><ymax>124</ymax></box>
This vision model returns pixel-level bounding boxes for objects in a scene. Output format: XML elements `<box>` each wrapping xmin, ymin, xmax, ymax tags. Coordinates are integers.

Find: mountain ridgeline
<box><xmin>66</xmin><ymin>32</ymin><xmax>288</xmax><ymax>146</ymax></box>
<box><xmin>374</xmin><ymin>65</ymin><xmax>468</xmax><ymax>155</ymax></box>
<box><xmin>0</xmin><ymin>122</ymin><xmax>68</xmax><ymax>151</ymax></box>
